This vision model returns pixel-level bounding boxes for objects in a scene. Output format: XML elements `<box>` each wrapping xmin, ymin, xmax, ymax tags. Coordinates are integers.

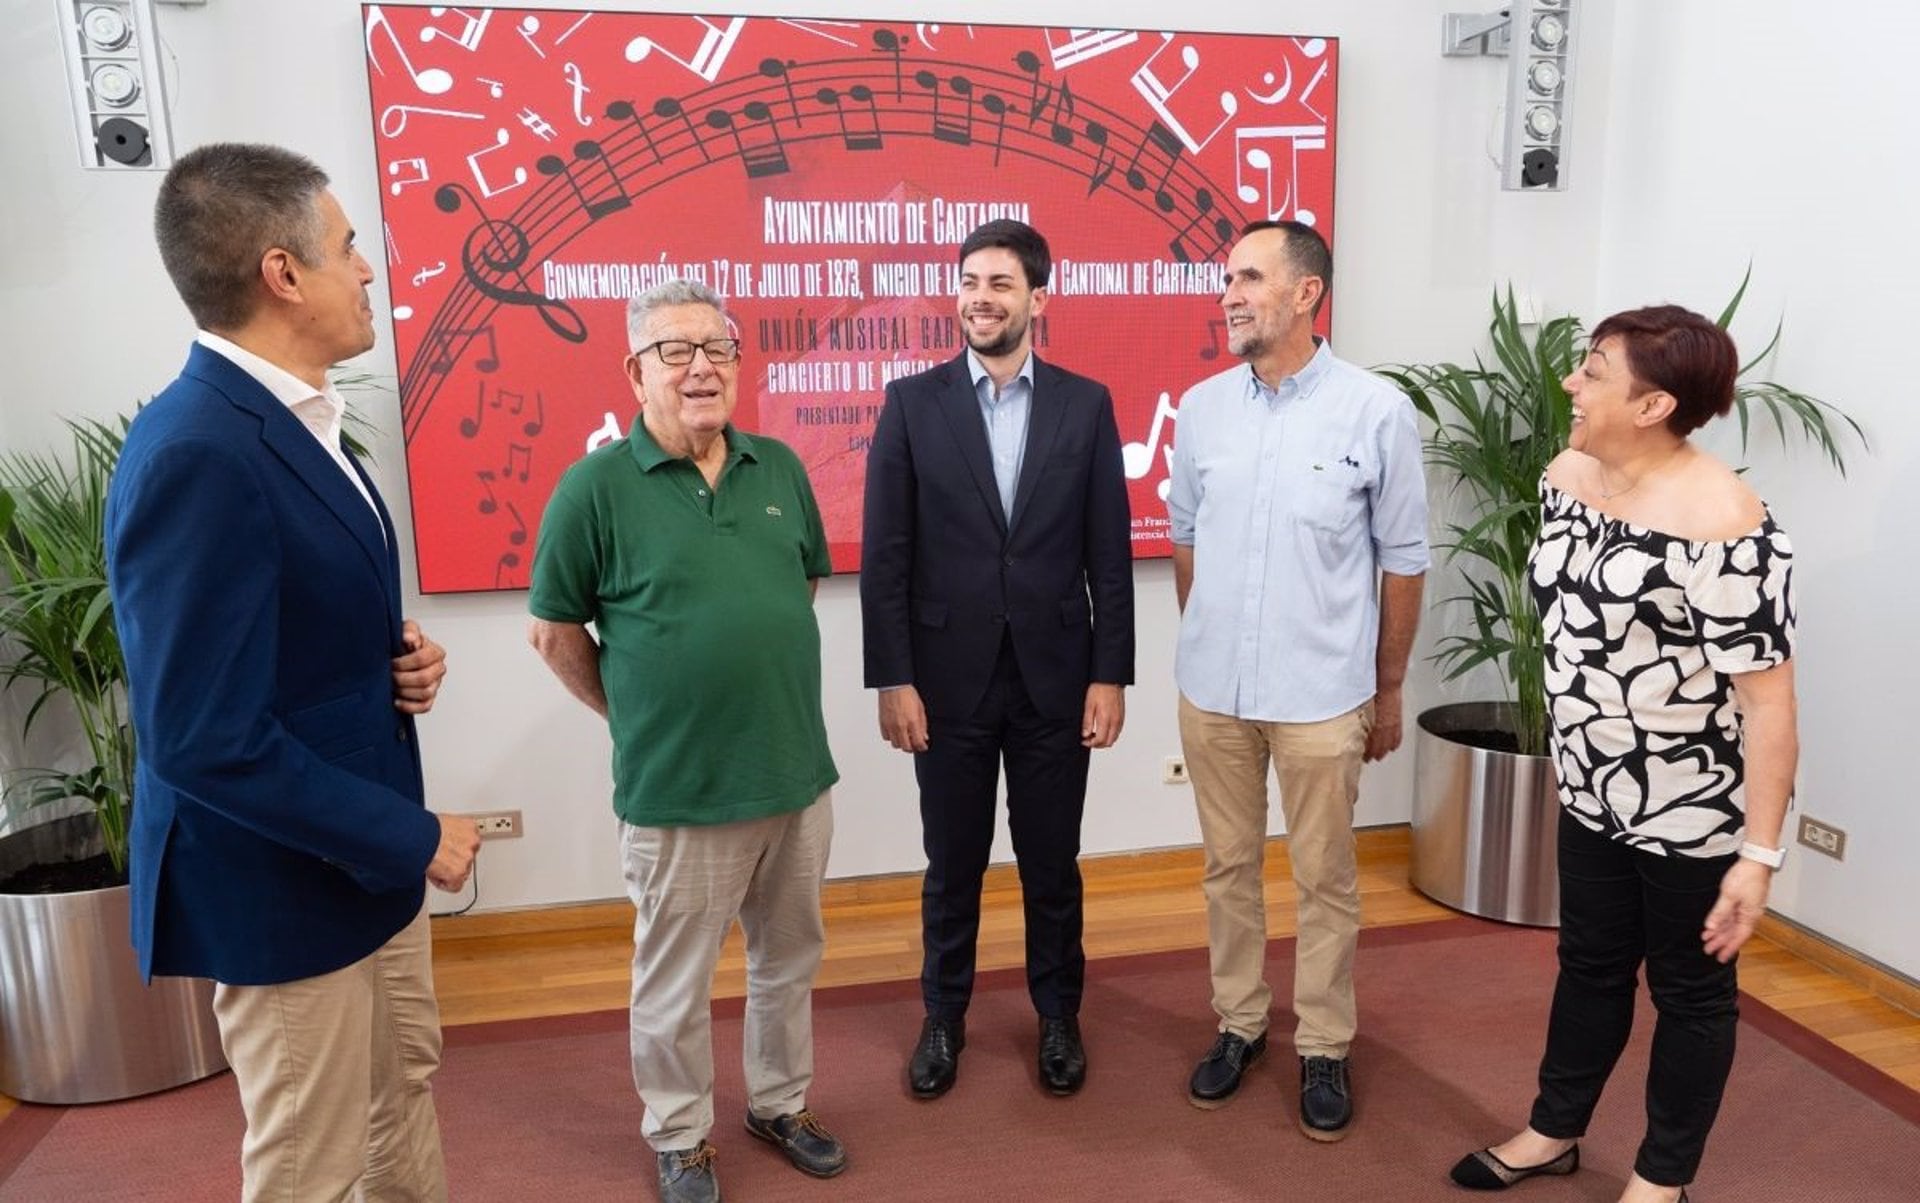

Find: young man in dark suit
<box><xmin>860</xmin><ymin>220</ymin><xmax>1135</xmax><ymax>1100</ymax></box>
<box><xmin>107</xmin><ymin>143</ymin><xmax>480</xmax><ymax>1200</ymax></box>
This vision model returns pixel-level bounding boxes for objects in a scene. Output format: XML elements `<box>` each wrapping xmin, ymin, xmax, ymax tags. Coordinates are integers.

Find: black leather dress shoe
<box><xmin>744</xmin><ymin>1108</ymin><xmax>847</xmax><ymax>1178</ymax></box>
<box><xmin>1188</xmin><ymin>1030</ymin><xmax>1267</xmax><ymax>1109</ymax></box>
<box><xmin>908</xmin><ymin>1016</ymin><xmax>965</xmax><ymax>1098</ymax></box>
<box><xmin>1037</xmin><ymin>1015</ymin><xmax>1087</xmax><ymax>1096</ymax></box>
<box><xmin>1298</xmin><ymin>1055</ymin><xmax>1353</xmax><ymax>1141</ymax></box>
<box><xmin>1447</xmin><ymin>1143</ymin><xmax>1579</xmax><ymax>1190</ymax></box>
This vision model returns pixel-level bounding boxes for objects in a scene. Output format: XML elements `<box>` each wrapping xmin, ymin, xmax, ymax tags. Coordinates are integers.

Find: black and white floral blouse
<box><xmin>1528</xmin><ymin>479</ymin><xmax>1795</xmax><ymax>858</ymax></box>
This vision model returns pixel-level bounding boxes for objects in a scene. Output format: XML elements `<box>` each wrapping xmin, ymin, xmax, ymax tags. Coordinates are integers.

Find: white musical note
<box><xmin>477</xmin><ymin>76</ymin><xmax>504</xmax><ymax>99</ymax></box>
<box><xmin>1122</xmin><ymin>392</ymin><xmax>1178</xmax><ymax>500</ymax></box>
<box><xmin>412</xmin><ymin>261</ymin><xmax>446</xmax><ymax>287</ymax></box>
<box><xmin>586</xmin><ymin>411</ymin><xmax>623</xmax><ymax>453</ymax></box>
<box><xmin>554</xmin><ymin>13</ymin><xmax>592</xmax><ymax>46</ymax></box>
<box><xmin>563</xmin><ymin>62</ymin><xmax>592</xmax><ymax>126</ymax></box>
<box><xmin>776</xmin><ymin>18</ymin><xmax>861</xmax><ymax>49</ymax></box>
<box><xmin>394</xmin><ymin>306</ymin><xmax>414</xmax><ymax>320</ymax></box>
<box><xmin>466</xmin><ymin>127</ymin><xmax>527</xmax><ymax>199</ymax></box>
<box><xmin>386</xmin><ymin>156</ymin><xmax>429</xmax><ymax>195</ymax></box>
<box><xmin>624</xmin><ymin>16</ymin><xmax>746</xmax><ymax>82</ymax></box>
<box><xmin>517</xmin><ymin>14</ymin><xmax>546</xmax><ymax>59</ymax></box>
<box><xmin>419</xmin><ymin>7</ymin><xmax>492</xmax><ymax>52</ymax></box>
<box><xmin>1246</xmin><ymin>63</ymin><xmax>1293</xmax><ymax>107</ymax></box>
<box><xmin>1044</xmin><ymin>28</ymin><xmax>1139</xmax><ymax>71</ymax></box>
<box><xmin>379</xmin><ymin>103</ymin><xmax>482</xmax><ymax>139</ymax></box>
<box><xmin>366</xmin><ymin>6</ymin><xmax>453</xmax><ymax>96</ymax></box>
<box><xmin>1132</xmin><ymin>34</ymin><xmax>1238</xmax><ymax>155</ymax></box>
<box><xmin>914</xmin><ymin>23</ymin><xmax>974</xmax><ymax>51</ymax></box>
<box><xmin>1233</xmin><ymin>125</ymin><xmax>1327</xmax><ymax>222</ymax></box>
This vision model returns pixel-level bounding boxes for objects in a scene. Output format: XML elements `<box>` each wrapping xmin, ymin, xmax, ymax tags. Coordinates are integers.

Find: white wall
<box><xmin>1586</xmin><ymin>1</ymin><xmax>1920</xmax><ymax>977</ymax></box>
<box><xmin>14</xmin><ymin>1</ymin><xmax>1907</xmax><ymax>981</ymax></box>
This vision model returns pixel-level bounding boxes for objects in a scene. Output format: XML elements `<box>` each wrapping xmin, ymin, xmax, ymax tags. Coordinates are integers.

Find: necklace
<box><xmin>1597</xmin><ymin>448</ymin><xmax>1686</xmax><ymax>502</ymax></box>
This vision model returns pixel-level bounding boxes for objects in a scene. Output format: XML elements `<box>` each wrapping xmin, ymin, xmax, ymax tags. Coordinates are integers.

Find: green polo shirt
<box><xmin>529</xmin><ymin>420</ymin><xmax>838</xmax><ymax>827</ymax></box>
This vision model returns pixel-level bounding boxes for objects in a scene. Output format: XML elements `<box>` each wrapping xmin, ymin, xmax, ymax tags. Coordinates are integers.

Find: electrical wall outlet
<box><xmin>1796</xmin><ymin>816</ymin><xmax>1845</xmax><ymax>861</ymax></box>
<box><xmin>1162</xmin><ymin>756</ymin><xmax>1189</xmax><ymax>785</ymax></box>
<box><xmin>466</xmin><ymin>810</ymin><xmax>523</xmax><ymax>840</ymax></box>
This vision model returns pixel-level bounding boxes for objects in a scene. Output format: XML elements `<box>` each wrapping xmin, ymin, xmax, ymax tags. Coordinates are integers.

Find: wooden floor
<box><xmin>3</xmin><ymin>828</ymin><xmax>1915</xmax><ymax>1126</ymax></box>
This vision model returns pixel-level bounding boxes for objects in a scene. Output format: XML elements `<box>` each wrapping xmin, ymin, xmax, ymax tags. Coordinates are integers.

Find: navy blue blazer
<box><xmin>860</xmin><ymin>352</ymin><xmax>1135</xmax><ymax>720</ymax></box>
<box><xmin>105</xmin><ymin>344</ymin><xmax>440</xmax><ymax>985</ymax></box>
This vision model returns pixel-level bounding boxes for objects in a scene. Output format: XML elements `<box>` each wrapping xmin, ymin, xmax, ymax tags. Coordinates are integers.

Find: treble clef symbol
<box><xmin>432</xmin><ymin>182</ymin><xmax>589</xmax><ymax>344</ymax></box>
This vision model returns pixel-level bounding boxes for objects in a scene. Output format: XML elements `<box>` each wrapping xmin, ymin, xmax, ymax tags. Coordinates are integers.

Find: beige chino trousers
<box><xmin>621</xmin><ymin>792</ymin><xmax>833</xmax><ymax>1152</ymax></box>
<box><xmin>212</xmin><ymin>901</ymin><xmax>447</xmax><ymax>1203</ymax></box>
<box><xmin>1179</xmin><ymin>694</ymin><xmax>1371</xmax><ymax>1059</ymax></box>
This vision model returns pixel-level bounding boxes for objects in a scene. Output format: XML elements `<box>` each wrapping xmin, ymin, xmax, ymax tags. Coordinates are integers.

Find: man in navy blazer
<box><xmin>106</xmin><ymin>144</ymin><xmax>479</xmax><ymax>1201</ymax></box>
<box><xmin>861</xmin><ymin>220</ymin><xmax>1134</xmax><ymax>1099</ymax></box>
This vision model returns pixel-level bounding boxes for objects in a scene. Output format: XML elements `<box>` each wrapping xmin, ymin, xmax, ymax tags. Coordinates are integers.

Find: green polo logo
<box><xmin>765</xmin><ymin>505</ymin><xmax>783</xmax><ymax>517</ymax></box>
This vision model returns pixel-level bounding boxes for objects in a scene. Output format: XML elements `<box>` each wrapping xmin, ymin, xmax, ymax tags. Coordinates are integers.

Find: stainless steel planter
<box><xmin>1410</xmin><ymin>702</ymin><xmax>1561</xmax><ymax>927</ymax></box>
<box><xmin>0</xmin><ymin>814</ymin><xmax>226</xmax><ymax>1104</ymax></box>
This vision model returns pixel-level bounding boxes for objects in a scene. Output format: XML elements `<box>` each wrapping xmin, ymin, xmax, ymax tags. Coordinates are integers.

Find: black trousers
<box><xmin>916</xmin><ymin>634</ymin><xmax>1090</xmax><ymax>1020</ymax></box>
<box><xmin>1529</xmin><ymin>812</ymin><xmax>1740</xmax><ymax>1187</ymax></box>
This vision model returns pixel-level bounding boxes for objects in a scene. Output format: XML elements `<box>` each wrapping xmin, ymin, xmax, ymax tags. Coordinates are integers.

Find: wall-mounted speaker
<box><xmin>1444</xmin><ymin>0</ymin><xmax>1579</xmax><ymax>192</ymax></box>
<box><xmin>56</xmin><ymin>0</ymin><xmax>176</xmax><ymax>170</ymax></box>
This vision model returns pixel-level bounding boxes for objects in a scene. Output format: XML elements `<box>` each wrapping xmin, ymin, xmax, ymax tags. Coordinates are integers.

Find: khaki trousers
<box><xmin>1179</xmin><ymin>694</ymin><xmax>1371</xmax><ymax>1058</ymax></box>
<box><xmin>621</xmin><ymin>792</ymin><xmax>833</xmax><ymax>1152</ymax></box>
<box><xmin>212</xmin><ymin>901</ymin><xmax>446</xmax><ymax>1203</ymax></box>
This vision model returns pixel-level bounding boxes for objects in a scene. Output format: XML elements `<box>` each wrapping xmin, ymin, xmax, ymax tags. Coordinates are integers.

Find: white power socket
<box><xmin>466</xmin><ymin>810</ymin><xmax>523</xmax><ymax>840</ymax></box>
<box><xmin>1162</xmin><ymin>756</ymin><xmax>1189</xmax><ymax>785</ymax></box>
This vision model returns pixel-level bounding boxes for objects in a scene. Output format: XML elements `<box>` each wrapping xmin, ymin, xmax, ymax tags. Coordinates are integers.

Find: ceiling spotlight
<box><xmin>1524</xmin><ymin>105</ymin><xmax>1560</xmax><ymax>140</ymax></box>
<box><xmin>80</xmin><ymin>5</ymin><xmax>132</xmax><ymax>50</ymax></box>
<box><xmin>1532</xmin><ymin>13</ymin><xmax>1569</xmax><ymax>50</ymax></box>
<box><xmin>90</xmin><ymin>62</ymin><xmax>141</xmax><ymax>107</ymax></box>
<box><xmin>1527</xmin><ymin>60</ymin><xmax>1563</xmax><ymax>94</ymax></box>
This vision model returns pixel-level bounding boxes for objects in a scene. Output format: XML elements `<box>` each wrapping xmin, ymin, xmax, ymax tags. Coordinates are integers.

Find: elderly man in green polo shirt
<box><xmin>528</xmin><ymin>278</ymin><xmax>844</xmax><ymax>1203</ymax></box>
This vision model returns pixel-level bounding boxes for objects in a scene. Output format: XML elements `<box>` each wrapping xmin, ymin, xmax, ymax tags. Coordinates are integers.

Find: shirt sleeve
<box><xmin>1685</xmin><ymin>526</ymin><xmax>1796</xmax><ymax>674</ymax></box>
<box><xmin>527</xmin><ymin>478</ymin><xmax>599</xmax><ymax>624</ymax></box>
<box><xmin>1370</xmin><ymin>397</ymin><xmax>1430</xmax><ymax>575</ymax></box>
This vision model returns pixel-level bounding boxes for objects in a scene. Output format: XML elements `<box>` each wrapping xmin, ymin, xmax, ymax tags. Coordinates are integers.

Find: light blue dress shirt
<box><xmin>966</xmin><ymin>349</ymin><xmax>1034</xmax><ymax>521</ymax></box>
<box><xmin>1166</xmin><ymin>341</ymin><xmax>1429</xmax><ymax>723</ymax></box>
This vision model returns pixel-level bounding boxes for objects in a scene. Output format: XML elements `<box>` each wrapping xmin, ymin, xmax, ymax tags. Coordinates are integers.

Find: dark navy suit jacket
<box><xmin>105</xmin><ymin>344</ymin><xmax>440</xmax><ymax>985</ymax></box>
<box><xmin>860</xmin><ymin>352</ymin><xmax>1135</xmax><ymax>719</ymax></box>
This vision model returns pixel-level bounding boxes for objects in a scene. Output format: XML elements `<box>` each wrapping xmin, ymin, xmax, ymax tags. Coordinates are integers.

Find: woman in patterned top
<box><xmin>1449</xmin><ymin>306</ymin><xmax>1798</xmax><ymax>1203</ymax></box>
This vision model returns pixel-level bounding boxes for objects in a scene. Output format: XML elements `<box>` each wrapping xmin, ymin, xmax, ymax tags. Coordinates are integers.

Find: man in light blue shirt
<box><xmin>1166</xmin><ymin>220</ymin><xmax>1428</xmax><ymax>1142</ymax></box>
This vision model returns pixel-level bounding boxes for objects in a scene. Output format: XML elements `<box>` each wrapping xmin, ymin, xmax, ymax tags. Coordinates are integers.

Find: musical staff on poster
<box><xmin>364</xmin><ymin>7</ymin><xmax>1339</xmax><ymax>593</ymax></box>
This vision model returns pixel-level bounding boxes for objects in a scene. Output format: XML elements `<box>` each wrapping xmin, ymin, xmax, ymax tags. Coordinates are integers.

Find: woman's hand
<box><xmin>1702</xmin><ymin>858</ymin><xmax>1773</xmax><ymax>963</ymax></box>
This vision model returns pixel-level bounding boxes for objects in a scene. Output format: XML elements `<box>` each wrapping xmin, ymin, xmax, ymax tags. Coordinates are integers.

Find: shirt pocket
<box><xmin>1294</xmin><ymin>460</ymin><xmax>1365</xmax><ymax>534</ymax></box>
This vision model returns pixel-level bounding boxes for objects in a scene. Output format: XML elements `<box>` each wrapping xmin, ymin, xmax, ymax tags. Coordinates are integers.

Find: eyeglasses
<box><xmin>633</xmin><ymin>338</ymin><xmax>741</xmax><ymax>366</ymax></box>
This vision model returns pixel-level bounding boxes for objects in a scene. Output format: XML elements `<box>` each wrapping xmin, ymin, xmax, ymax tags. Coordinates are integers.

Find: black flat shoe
<box><xmin>908</xmin><ymin>1016</ymin><xmax>965</xmax><ymax>1099</ymax></box>
<box><xmin>1037</xmin><ymin>1015</ymin><xmax>1086</xmax><ymax>1096</ymax></box>
<box><xmin>1188</xmin><ymin>1030</ymin><xmax>1266</xmax><ymax>1109</ymax></box>
<box><xmin>1448</xmin><ymin>1143</ymin><xmax>1580</xmax><ymax>1190</ymax></box>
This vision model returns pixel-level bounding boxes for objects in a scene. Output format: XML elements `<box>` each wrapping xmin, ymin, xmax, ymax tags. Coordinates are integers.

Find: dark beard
<box><xmin>964</xmin><ymin>313</ymin><xmax>1028</xmax><ymax>358</ymax></box>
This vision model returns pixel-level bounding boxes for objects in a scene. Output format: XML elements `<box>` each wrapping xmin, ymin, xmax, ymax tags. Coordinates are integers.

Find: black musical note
<box><xmin>432</xmin><ymin>324</ymin><xmax>500</xmax><ymax>379</ymax></box>
<box><xmin>475</xmin><ymin>469</ymin><xmax>500</xmax><ymax>512</ymax></box>
<box><xmin>817</xmin><ymin>84</ymin><xmax>883</xmax><ymax>151</ymax></box>
<box><xmin>493</xmin><ymin>551</ymin><xmax>521</xmax><ymax>589</ymax></box>
<box><xmin>1083</xmin><ymin>120</ymin><xmax>1115</xmax><ymax>195</ymax></box>
<box><xmin>502</xmin><ymin>442</ymin><xmax>533</xmax><ymax>483</ymax></box>
<box><xmin>1170</xmin><ymin>188</ymin><xmax>1223</xmax><ymax>263</ymax></box>
<box><xmin>1124</xmin><ymin>121</ymin><xmax>1186</xmax><ymax>213</ymax></box>
<box><xmin>1200</xmin><ymin>318</ymin><xmax>1228</xmax><ymax>361</ymax></box>
<box><xmin>516</xmin><ymin>390</ymin><xmax>545</xmax><ymax>437</ymax></box>
<box><xmin>705</xmin><ymin>104</ymin><xmax>790</xmax><ymax>179</ymax></box>
<box><xmin>758</xmin><ymin>58</ymin><xmax>804</xmax><ymax>128</ymax></box>
<box><xmin>872</xmin><ymin>29</ymin><xmax>906</xmax><ymax>99</ymax></box>
<box><xmin>503</xmin><ymin>500</ymin><xmax>528</xmax><ymax>546</ymax></box>
<box><xmin>433</xmin><ymin>182</ymin><xmax>588</xmax><ymax>344</ymax></box>
<box><xmin>981</xmin><ymin>93</ymin><xmax>1010</xmax><ymax>166</ymax></box>
<box><xmin>459</xmin><ymin>379</ymin><xmax>500</xmax><ymax>437</ymax></box>
<box><xmin>536</xmin><ymin>140</ymin><xmax>630</xmax><ymax>221</ymax></box>
<box><xmin>915</xmin><ymin>71</ymin><xmax>974</xmax><ymax>147</ymax></box>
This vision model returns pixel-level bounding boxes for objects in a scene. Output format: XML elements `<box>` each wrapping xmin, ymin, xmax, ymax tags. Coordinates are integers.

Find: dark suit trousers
<box><xmin>916</xmin><ymin>633</ymin><xmax>1089</xmax><ymax>1020</ymax></box>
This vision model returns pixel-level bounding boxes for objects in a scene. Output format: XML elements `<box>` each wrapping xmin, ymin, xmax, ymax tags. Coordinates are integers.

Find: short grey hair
<box><xmin>154</xmin><ymin>143</ymin><xmax>330</xmax><ymax>331</ymax></box>
<box><xmin>627</xmin><ymin>278</ymin><xmax>727</xmax><ymax>351</ymax></box>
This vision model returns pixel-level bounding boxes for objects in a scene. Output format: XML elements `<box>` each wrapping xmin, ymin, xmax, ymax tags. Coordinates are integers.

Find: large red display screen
<box><xmin>363</xmin><ymin>7</ymin><xmax>1338</xmax><ymax>592</ymax></box>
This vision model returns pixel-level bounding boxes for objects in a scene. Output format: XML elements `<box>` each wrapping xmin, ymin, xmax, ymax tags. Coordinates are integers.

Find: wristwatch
<box><xmin>1737</xmin><ymin>841</ymin><xmax>1786</xmax><ymax>869</ymax></box>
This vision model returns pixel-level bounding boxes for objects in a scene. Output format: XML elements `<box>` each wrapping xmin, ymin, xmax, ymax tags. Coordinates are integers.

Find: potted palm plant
<box><xmin>1378</xmin><ymin>278</ymin><xmax>1862</xmax><ymax>925</ymax></box>
<box><xmin>0</xmin><ymin>417</ymin><xmax>226</xmax><ymax>1105</ymax></box>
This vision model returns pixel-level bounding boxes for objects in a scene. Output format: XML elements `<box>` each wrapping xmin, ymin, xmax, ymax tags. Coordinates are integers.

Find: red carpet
<box><xmin>2</xmin><ymin>916</ymin><xmax>1915</xmax><ymax>1200</ymax></box>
